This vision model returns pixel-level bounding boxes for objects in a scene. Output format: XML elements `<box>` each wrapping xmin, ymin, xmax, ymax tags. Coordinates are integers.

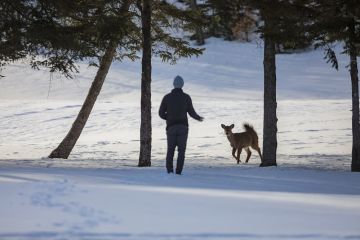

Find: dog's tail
<box><xmin>243</xmin><ymin>123</ymin><xmax>256</xmax><ymax>134</ymax></box>
<box><xmin>243</xmin><ymin>123</ymin><xmax>258</xmax><ymax>143</ymax></box>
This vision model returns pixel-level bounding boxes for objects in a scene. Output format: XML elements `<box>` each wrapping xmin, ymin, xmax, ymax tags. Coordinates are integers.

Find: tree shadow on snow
<box><xmin>0</xmin><ymin>232</ymin><xmax>358</xmax><ymax>240</ymax></box>
<box><xmin>1</xmin><ymin>164</ymin><xmax>360</xmax><ymax>196</ymax></box>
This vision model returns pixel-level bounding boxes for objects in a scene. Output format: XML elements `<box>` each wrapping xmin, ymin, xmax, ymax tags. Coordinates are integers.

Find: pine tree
<box><xmin>310</xmin><ymin>0</ymin><xmax>360</xmax><ymax>171</ymax></box>
<box><xmin>37</xmin><ymin>0</ymin><xmax>203</xmax><ymax>160</ymax></box>
<box><xmin>1</xmin><ymin>1</ymin><xmax>134</xmax><ymax>158</ymax></box>
<box><xmin>261</xmin><ymin>8</ymin><xmax>278</xmax><ymax>167</ymax></box>
<box><xmin>138</xmin><ymin>0</ymin><xmax>152</xmax><ymax>167</ymax></box>
<box><xmin>256</xmin><ymin>1</ymin><xmax>278</xmax><ymax>167</ymax></box>
<box><xmin>48</xmin><ymin>0</ymin><xmax>136</xmax><ymax>158</ymax></box>
<box><xmin>137</xmin><ymin>0</ymin><xmax>203</xmax><ymax>166</ymax></box>
<box><xmin>235</xmin><ymin>0</ymin><xmax>313</xmax><ymax>166</ymax></box>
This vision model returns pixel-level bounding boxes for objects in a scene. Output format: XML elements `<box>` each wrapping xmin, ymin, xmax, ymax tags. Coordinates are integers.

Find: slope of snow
<box><xmin>1</xmin><ymin>166</ymin><xmax>360</xmax><ymax>240</ymax></box>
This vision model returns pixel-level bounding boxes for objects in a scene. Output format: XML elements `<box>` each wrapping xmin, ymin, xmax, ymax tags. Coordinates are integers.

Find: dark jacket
<box><xmin>159</xmin><ymin>88</ymin><xmax>201</xmax><ymax>129</ymax></box>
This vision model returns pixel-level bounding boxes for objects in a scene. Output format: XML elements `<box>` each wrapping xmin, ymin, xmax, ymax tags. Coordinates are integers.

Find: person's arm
<box><xmin>159</xmin><ymin>96</ymin><xmax>167</xmax><ymax>120</ymax></box>
<box><xmin>187</xmin><ymin>96</ymin><xmax>203</xmax><ymax>121</ymax></box>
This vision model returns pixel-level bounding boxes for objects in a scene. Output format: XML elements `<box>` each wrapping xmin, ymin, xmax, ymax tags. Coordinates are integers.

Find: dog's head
<box><xmin>221</xmin><ymin>124</ymin><xmax>234</xmax><ymax>136</ymax></box>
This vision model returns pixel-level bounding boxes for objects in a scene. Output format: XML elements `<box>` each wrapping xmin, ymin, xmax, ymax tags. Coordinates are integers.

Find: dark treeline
<box><xmin>0</xmin><ymin>0</ymin><xmax>359</xmax><ymax>171</ymax></box>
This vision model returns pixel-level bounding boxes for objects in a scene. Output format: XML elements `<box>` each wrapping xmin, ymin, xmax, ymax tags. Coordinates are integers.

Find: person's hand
<box><xmin>198</xmin><ymin>116</ymin><xmax>204</xmax><ymax>122</ymax></box>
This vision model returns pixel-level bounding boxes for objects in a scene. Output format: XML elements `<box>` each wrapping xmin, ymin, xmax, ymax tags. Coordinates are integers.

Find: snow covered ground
<box><xmin>1</xmin><ymin>166</ymin><xmax>360</xmax><ymax>240</ymax></box>
<box><xmin>1</xmin><ymin>38</ymin><xmax>360</xmax><ymax>239</ymax></box>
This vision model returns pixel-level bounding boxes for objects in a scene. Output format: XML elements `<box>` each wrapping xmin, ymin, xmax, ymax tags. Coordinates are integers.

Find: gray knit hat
<box><xmin>173</xmin><ymin>75</ymin><xmax>184</xmax><ymax>88</ymax></box>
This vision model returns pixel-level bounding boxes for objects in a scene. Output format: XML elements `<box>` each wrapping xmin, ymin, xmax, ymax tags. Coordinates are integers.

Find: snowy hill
<box><xmin>1</xmin><ymin>38</ymin><xmax>360</xmax><ymax>239</ymax></box>
<box><xmin>0</xmin><ymin>38</ymin><xmax>354</xmax><ymax>169</ymax></box>
<box><xmin>1</xmin><ymin>166</ymin><xmax>360</xmax><ymax>240</ymax></box>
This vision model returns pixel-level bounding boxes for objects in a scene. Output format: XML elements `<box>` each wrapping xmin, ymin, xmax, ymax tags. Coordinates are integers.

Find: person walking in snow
<box><xmin>159</xmin><ymin>75</ymin><xmax>204</xmax><ymax>175</ymax></box>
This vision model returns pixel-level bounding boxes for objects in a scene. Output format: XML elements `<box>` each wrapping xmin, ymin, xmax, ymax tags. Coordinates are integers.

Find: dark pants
<box><xmin>166</xmin><ymin>125</ymin><xmax>188</xmax><ymax>174</ymax></box>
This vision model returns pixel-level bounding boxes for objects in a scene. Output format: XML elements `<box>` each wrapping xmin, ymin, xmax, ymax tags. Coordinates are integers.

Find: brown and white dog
<box><xmin>221</xmin><ymin>123</ymin><xmax>263</xmax><ymax>164</ymax></box>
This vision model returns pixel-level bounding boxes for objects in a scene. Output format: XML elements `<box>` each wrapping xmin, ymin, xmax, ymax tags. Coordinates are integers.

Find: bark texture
<box><xmin>49</xmin><ymin>42</ymin><xmax>117</xmax><ymax>159</ymax></box>
<box><xmin>349</xmin><ymin>20</ymin><xmax>360</xmax><ymax>172</ymax></box>
<box><xmin>138</xmin><ymin>0</ymin><xmax>152</xmax><ymax>167</ymax></box>
<box><xmin>261</xmin><ymin>27</ymin><xmax>278</xmax><ymax>167</ymax></box>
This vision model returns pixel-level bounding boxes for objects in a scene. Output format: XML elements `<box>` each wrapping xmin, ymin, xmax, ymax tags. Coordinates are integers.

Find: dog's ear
<box><xmin>230</xmin><ymin>124</ymin><xmax>234</xmax><ymax>129</ymax></box>
<box><xmin>221</xmin><ymin>124</ymin><xmax>225</xmax><ymax>129</ymax></box>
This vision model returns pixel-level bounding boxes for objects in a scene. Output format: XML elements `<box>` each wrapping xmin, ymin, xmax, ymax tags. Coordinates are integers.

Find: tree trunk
<box><xmin>138</xmin><ymin>0</ymin><xmax>152</xmax><ymax>167</ymax></box>
<box><xmin>349</xmin><ymin>21</ymin><xmax>360</xmax><ymax>172</ymax></box>
<box><xmin>261</xmin><ymin>27</ymin><xmax>278</xmax><ymax>167</ymax></box>
<box><xmin>189</xmin><ymin>0</ymin><xmax>205</xmax><ymax>46</ymax></box>
<box><xmin>49</xmin><ymin>42</ymin><xmax>117</xmax><ymax>159</ymax></box>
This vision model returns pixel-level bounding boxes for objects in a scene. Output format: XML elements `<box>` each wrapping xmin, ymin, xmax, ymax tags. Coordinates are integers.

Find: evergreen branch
<box><xmin>324</xmin><ymin>46</ymin><xmax>339</xmax><ymax>70</ymax></box>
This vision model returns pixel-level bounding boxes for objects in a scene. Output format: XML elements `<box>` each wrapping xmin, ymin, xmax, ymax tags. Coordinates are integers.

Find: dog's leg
<box><xmin>236</xmin><ymin>148</ymin><xmax>242</xmax><ymax>164</ymax></box>
<box><xmin>245</xmin><ymin>147</ymin><xmax>251</xmax><ymax>163</ymax></box>
<box><xmin>232</xmin><ymin>147</ymin><xmax>237</xmax><ymax>159</ymax></box>
<box><xmin>252</xmin><ymin>145</ymin><xmax>263</xmax><ymax>162</ymax></box>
